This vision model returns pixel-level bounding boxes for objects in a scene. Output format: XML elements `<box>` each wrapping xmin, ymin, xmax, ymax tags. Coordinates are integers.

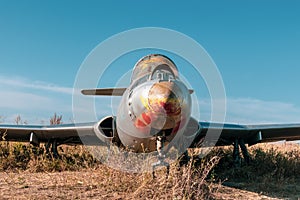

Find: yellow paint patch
<box><xmin>140</xmin><ymin>95</ymin><xmax>150</xmax><ymax>110</ymax></box>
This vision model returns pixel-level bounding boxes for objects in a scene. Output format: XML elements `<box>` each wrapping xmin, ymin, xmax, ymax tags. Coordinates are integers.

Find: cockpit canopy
<box><xmin>131</xmin><ymin>54</ymin><xmax>179</xmax><ymax>84</ymax></box>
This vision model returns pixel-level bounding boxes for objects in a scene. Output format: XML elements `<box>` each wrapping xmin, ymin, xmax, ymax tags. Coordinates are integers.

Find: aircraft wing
<box><xmin>81</xmin><ymin>88</ymin><xmax>194</xmax><ymax>96</ymax></box>
<box><xmin>2</xmin><ymin>121</ymin><xmax>300</xmax><ymax>148</ymax></box>
<box><xmin>81</xmin><ymin>88</ymin><xmax>127</xmax><ymax>96</ymax></box>
<box><xmin>192</xmin><ymin>122</ymin><xmax>300</xmax><ymax>147</ymax></box>
<box><xmin>0</xmin><ymin>123</ymin><xmax>104</xmax><ymax>146</ymax></box>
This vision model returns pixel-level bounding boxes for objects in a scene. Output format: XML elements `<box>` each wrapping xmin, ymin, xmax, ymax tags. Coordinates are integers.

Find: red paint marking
<box><xmin>135</xmin><ymin>112</ymin><xmax>153</xmax><ymax>128</ymax></box>
<box><xmin>142</xmin><ymin>112</ymin><xmax>151</xmax><ymax>125</ymax></box>
<box><xmin>135</xmin><ymin>118</ymin><xmax>147</xmax><ymax>128</ymax></box>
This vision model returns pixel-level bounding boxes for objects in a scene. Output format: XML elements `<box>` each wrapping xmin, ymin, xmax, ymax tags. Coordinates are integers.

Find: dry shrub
<box><xmin>0</xmin><ymin>142</ymin><xmax>222</xmax><ymax>199</ymax></box>
<box><xmin>50</xmin><ymin>113</ymin><xmax>62</xmax><ymax>125</ymax></box>
<box><xmin>0</xmin><ymin>142</ymin><xmax>100</xmax><ymax>172</ymax></box>
<box><xmin>129</xmin><ymin>155</ymin><xmax>221</xmax><ymax>200</ymax></box>
<box><xmin>1</xmin><ymin>141</ymin><xmax>299</xmax><ymax>199</ymax></box>
<box><xmin>212</xmin><ymin>142</ymin><xmax>300</xmax><ymax>196</ymax></box>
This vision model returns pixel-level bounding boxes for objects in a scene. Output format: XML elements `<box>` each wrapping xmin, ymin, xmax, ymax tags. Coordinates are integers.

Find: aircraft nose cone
<box><xmin>148</xmin><ymin>82</ymin><xmax>182</xmax><ymax>115</ymax></box>
<box><xmin>147</xmin><ymin>81</ymin><xmax>183</xmax><ymax>130</ymax></box>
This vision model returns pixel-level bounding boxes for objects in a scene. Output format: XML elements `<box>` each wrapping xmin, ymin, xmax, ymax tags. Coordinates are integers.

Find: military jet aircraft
<box><xmin>1</xmin><ymin>54</ymin><xmax>300</xmax><ymax>174</ymax></box>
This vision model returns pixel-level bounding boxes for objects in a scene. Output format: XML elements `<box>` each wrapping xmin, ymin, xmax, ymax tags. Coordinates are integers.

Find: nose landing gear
<box><xmin>152</xmin><ymin>132</ymin><xmax>170</xmax><ymax>179</ymax></box>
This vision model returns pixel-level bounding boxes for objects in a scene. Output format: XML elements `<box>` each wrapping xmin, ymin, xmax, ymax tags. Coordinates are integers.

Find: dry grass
<box><xmin>212</xmin><ymin>143</ymin><xmax>300</xmax><ymax>198</ymax></box>
<box><xmin>0</xmin><ymin>114</ymin><xmax>222</xmax><ymax>198</ymax></box>
<box><xmin>0</xmin><ymin>142</ymin><xmax>99</xmax><ymax>172</ymax></box>
<box><xmin>0</xmin><ymin>142</ymin><xmax>221</xmax><ymax>199</ymax></box>
<box><xmin>0</xmin><ymin>142</ymin><xmax>299</xmax><ymax>199</ymax></box>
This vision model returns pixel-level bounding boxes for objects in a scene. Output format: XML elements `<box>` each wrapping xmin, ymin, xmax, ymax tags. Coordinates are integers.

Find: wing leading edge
<box><xmin>0</xmin><ymin>123</ymin><xmax>104</xmax><ymax>146</ymax></box>
<box><xmin>1</xmin><ymin>121</ymin><xmax>300</xmax><ymax>148</ymax></box>
<box><xmin>81</xmin><ymin>88</ymin><xmax>194</xmax><ymax>96</ymax></box>
<box><xmin>192</xmin><ymin>122</ymin><xmax>300</xmax><ymax>147</ymax></box>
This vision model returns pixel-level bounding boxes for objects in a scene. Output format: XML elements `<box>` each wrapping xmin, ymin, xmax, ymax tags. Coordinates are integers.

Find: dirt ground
<box><xmin>0</xmin><ymin>170</ymin><xmax>296</xmax><ymax>200</ymax></box>
<box><xmin>1</xmin><ymin>143</ymin><xmax>299</xmax><ymax>199</ymax></box>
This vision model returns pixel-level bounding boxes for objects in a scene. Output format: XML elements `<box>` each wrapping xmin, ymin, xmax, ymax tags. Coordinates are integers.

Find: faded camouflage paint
<box><xmin>148</xmin><ymin>82</ymin><xmax>182</xmax><ymax>115</ymax></box>
<box><xmin>134</xmin><ymin>82</ymin><xmax>183</xmax><ymax>131</ymax></box>
<box><xmin>131</xmin><ymin>54</ymin><xmax>179</xmax><ymax>83</ymax></box>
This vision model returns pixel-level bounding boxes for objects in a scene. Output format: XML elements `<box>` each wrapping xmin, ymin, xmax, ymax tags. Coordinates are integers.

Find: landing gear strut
<box><xmin>152</xmin><ymin>132</ymin><xmax>170</xmax><ymax>179</ymax></box>
<box><xmin>45</xmin><ymin>139</ymin><xmax>59</xmax><ymax>158</ymax></box>
<box><xmin>233</xmin><ymin>138</ymin><xmax>250</xmax><ymax>166</ymax></box>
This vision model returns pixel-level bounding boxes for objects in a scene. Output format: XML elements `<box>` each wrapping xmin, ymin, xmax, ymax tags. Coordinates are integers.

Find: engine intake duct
<box><xmin>93</xmin><ymin>116</ymin><xmax>120</xmax><ymax>144</ymax></box>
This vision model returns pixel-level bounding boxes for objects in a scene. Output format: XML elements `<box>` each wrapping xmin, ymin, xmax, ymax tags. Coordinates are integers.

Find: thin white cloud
<box><xmin>0</xmin><ymin>76</ymin><xmax>75</xmax><ymax>124</ymax></box>
<box><xmin>227</xmin><ymin>98</ymin><xmax>300</xmax><ymax>124</ymax></box>
<box><xmin>0</xmin><ymin>90</ymin><xmax>72</xmax><ymax>124</ymax></box>
<box><xmin>0</xmin><ymin>75</ymin><xmax>73</xmax><ymax>94</ymax></box>
<box><xmin>0</xmin><ymin>75</ymin><xmax>115</xmax><ymax>124</ymax></box>
<box><xmin>1</xmin><ymin>90</ymin><xmax>49</xmax><ymax>110</ymax></box>
<box><xmin>2</xmin><ymin>75</ymin><xmax>300</xmax><ymax>125</ymax></box>
<box><xmin>0</xmin><ymin>90</ymin><xmax>69</xmax><ymax>111</ymax></box>
<box><xmin>194</xmin><ymin>97</ymin><xmax>300</xmax><ymax>124</ymax></box>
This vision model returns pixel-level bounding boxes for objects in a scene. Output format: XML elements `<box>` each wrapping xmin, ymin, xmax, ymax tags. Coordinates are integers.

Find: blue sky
<box><xmin>0</xmin><ymin>1</ymin><xmax>300</xmax><ymax>124</ymax></box>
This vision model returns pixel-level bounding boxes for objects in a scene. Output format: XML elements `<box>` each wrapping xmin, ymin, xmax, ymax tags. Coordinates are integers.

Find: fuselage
<box><xmin>116</xmin><ymin>54</ymin><xmax>192</xmax><ymax>152</ymax></box>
